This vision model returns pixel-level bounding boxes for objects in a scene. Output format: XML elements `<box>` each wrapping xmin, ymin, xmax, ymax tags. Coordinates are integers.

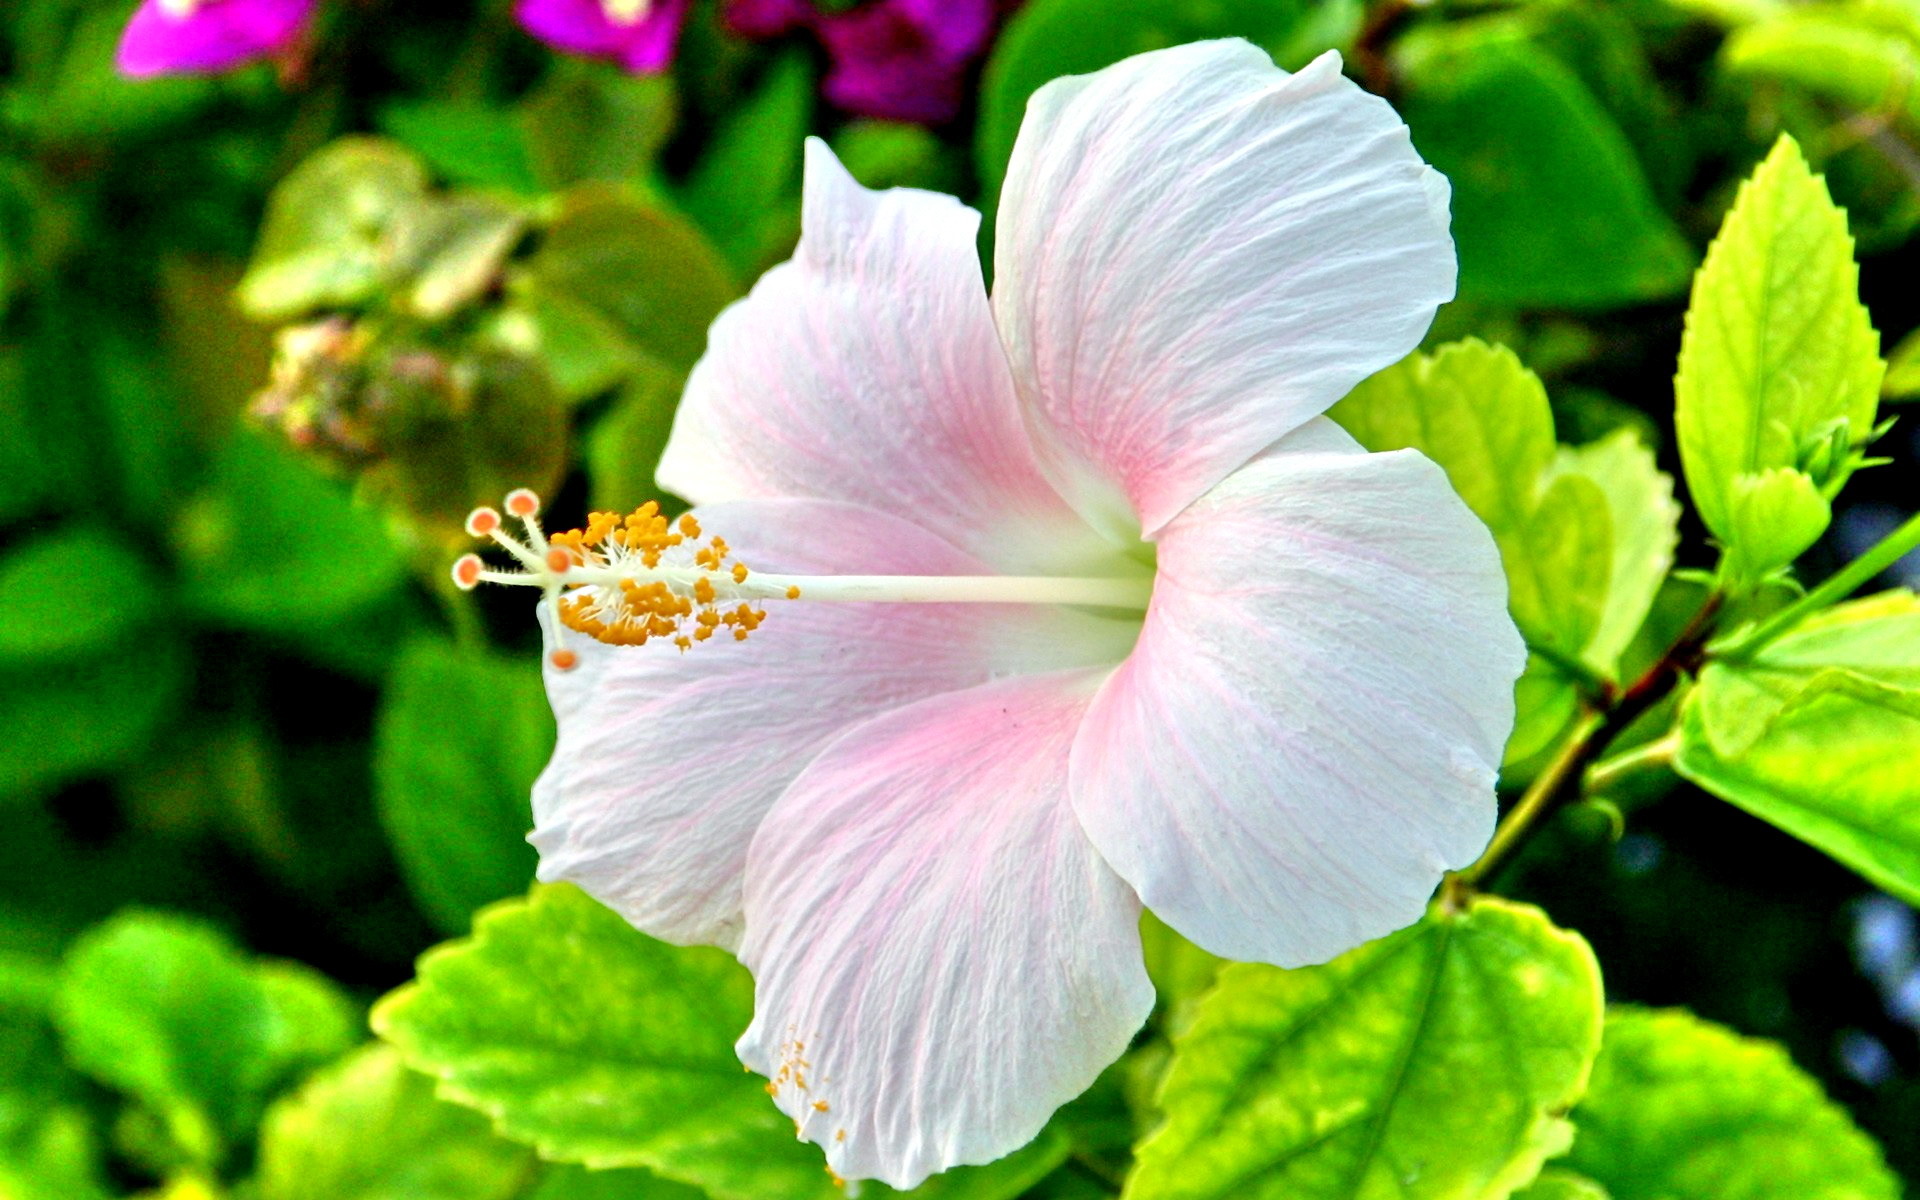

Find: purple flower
<box><xmin>516</xmin><ymin>0</ymin><xmax>691</xmax><ymax>74</ymax></box>
<box><xmin>116</xmin><ymin>0</ymin><xmax>318</xmax><ymax>78</ymax></box>
<box><xmin>816</xmin><ymin>0</ymin><xmax>993</xmax><ymax>123</ymax></box>
<box><xmin>726</xmin><ymin>0</ymin><xmax>997</xmax><ymax>124</ymax></box>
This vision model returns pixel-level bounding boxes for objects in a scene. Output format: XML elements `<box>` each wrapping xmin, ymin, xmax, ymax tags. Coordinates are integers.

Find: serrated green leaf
<box><xmin>1673</xmin><ymin>136</ymin><xmax>1883</xmax><ymax>580</ymax></box>
<box><xmin>1547</xmin><ymin>430</ymin><xmax>1680</xmax><ymax>675</ymax></box>
<box><xmin>238</xmin><ymin>139</ymin><xmax>433</xmax><ymax>322</ymax></box>
<box><xmin>679</xmin><ymin>52</ymin><xmax>813</xmax><ymax>277</ymax></box>
<box><xmin>526</xmin><ymin>188</ymin><xmax>735</xmax><ymax>373</ymax></box>
<box><xmin>1515</xmin><ymin>1171</ymin><xmax>1612</xmax><ymax>1200</ymax></box>
<box><xmin>372</xmin><ymin>884</ymin><xmax>840</xmax><ymax>1200</ymax></box>
<box><xmin>974</xmin><ymin>0</ymin><xmax>1359</xmax><ymax>198</ymax></box>
<box><xmin>1332</xmin><ymin>340</ymin><xmax>1610</xmax><ymax>662</ymax></box>
<box><xmin>1562</xmin><ymin>1008</ymin><xmax>1898</xmax><ymax>1200</ymax></box>
<box><xmin>53</xmin><ymin>912</ymin><xmax>358</xmax><ymax>1169</ymax></box>
<box><xmin>251</xmin><ymin>1045</ymin><xmax>535</xmax><ymax>1200</ymax></box>
<box><xmin>375</xmin><ymin>641</ymin><xmax>548</xmax><ymax>934</ymax></box>
<box><xmin>1677</xmin><ymin>591</ymin><xmax>1920</xmax><ymax>902</ymax></box>
<box><xmin>1125</xmin><ymin>898</ymin><xmax>1603</xmax><ymax>1200</ymax></box>
<box><xmin>0</xmin><ymin>525</ymin><xmax>163</xmax><ymax>663</ymax></box>
<box><xmin>1396</xmin><ymin>24</ymin><xmax>1694</xmax><ymax>308</ymax></box>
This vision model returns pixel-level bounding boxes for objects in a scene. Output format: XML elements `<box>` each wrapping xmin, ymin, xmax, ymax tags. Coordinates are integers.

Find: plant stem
<box><xmin>1584</xmin><ymin>731</ymin><xmax>1681</xmax><ymax>796</ymax></box>
<box><xmin>1450</xmin><ymin>593</ymin><xmax>1724</xmax><ymax>895</ymax></box>
<box><xmin>1713</xmin><ymin>509</ymin><xmax>1920</xmax><ymax>661</ymax></box>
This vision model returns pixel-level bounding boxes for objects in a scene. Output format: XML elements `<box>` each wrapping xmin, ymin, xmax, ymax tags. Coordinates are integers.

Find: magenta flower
<box><xmin>462</xmin><ymin>41</ymin><xmax>1520</xmax><ymax>1187</ymax></box>
<box><xmin>727</xmin><ymin>0</ymin><xmax>996</xmax><ymax>122</ymax></box>
<box><xmin>116</xmin><ymin>0</ymin><xmax>317</xmax><ymax>77</ymax></box>
<box><xmin>516</xmin><ymin>0</ymin><xmax>690</xmax><ymax>74</ymax></box>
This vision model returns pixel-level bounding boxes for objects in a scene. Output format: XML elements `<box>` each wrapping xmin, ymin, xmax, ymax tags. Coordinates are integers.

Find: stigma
<box><xmin>452</xmin><ymin>489</ymin><xmax>776</xmax><ymax>671</ymax></box>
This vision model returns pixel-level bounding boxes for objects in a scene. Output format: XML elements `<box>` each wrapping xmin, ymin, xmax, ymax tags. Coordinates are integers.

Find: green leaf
<box><xmin>1396</xmin><ymin>22</ymin><xmax>1695</xmax><ymax>308</ymax></box>
<box><xmin>375</xmin><ymin>641</ymin><xmax>549</xmax><ymax>934</ymax></box>
<box><xmin>1515</xmin><ymin>1171</ymin><xmax>1612</xmax><ymax>1200</ymax></box>
<box><xmin>381</xmin><ymin>102</ymin><xmax>542</xmax><ymax>196</ymax></box>
<box><xmin>679</xmin><ymin>52</ymin><xmax>813</xmax><ymax>277</ymax></box>
<box><xmin>1677</xmin><ymin>591</ymin><xmax>1920</xmax><ymax>902</ymax></box>
<box><xmin>1883</xmin><ymin>324</ymin><xmax>1920</xmax><ymax>401</ymax></box>
<box><xmin>1125</xmin><ymin>898</ymin><xmax>1603</xmax><ymax>1200</ymax></box>
<box><xmin>177</xmin><ymin>429</ymin><xmax>405</xmax><ymax>629</ymax></box>
<box><xmin>588</xmin><ymin>361</ymin><xmax>685</xmax><ymax>510</ymax></box>
<box><xmin>0</xmin><ymin>525</ymin><xmax>163</xmax><ymax>663</ymax></box>
<box><xmin>251</xmin><ymin>1045</ymin><xmax>535</xmax><ymax>1200</ymax></box>
<box><xmin>1331</xmin><ymin>340</ymin><xmax>1610</xmax><ymax>662</ymax></box>
<box><xmin>832</xmin><ymin>121</ymin><xmax>962</xmax><ymax>195</ymax></box>
<box><xmin>0</xmin><ymin>635</ymin><xmax>190</xmax><ymax>802</ymax></box>
<box><xmin>393</xmin><ymin>194</ymin><xmax>529</xmax><ymax>322</ymax></box>
<box><xmin>372</xmin><ymin>884</ymin><xmax>841</xmax><ymax>1200</ymax></box>
<box><xmin>54</xmin><ymin>912</ymin><xmax>358</xmax><ymax>1169</ymax></box>
<box><xmin>526</xmin><ymin>188</ymin><xmax>736</xmax><ymax>373</ymax></box>
<box><xmin>520</xmin><ymin>65</ymin><xmax>678</xmax><ymax>191</ymax></box>
<box><xmin>1547</xmin><ymin>430</ymin><xmax>1680</xmax><ymax>675</ymax></box>
<box><xmin>975</xmin><ymin>0</ymin><xmax>1360</xmax><ymax>198</ymax></box>
<box><xmin>1722</xmin><ymin>467</ymin><xmax>1832</xmax><ymax>583</ymax></box>
<box><xmin>1724</xmin><ymin>10</ymin><xmax>1920</xmax><ymax>132</ymax></box>
<box><xmin>489</xmin><ymin>284</ymin><xmax>646</xmax><ymax>406</ymax></box>
<box><xmin>1673</xmin><ymin>136</ymin><xmax>1883</xmax><ymax>580</ymax></box>
<box><xmin>875</xmin><ymin>1129</ymin><xmax>1073</xmax><ymax>1200</ymax></box>
<box><xmin>361</xmin><ymin>350</ymin><xmax>570</xmax><ymax>530</ymax></box>
<box><xmin>238</xmin><ymin>139</ymin><xmax>433</xmax><ymax>322</ymax></box>
<box><xmin>0</xmin><ymin>1096</ymin><xmax>111</xmax><ymax>1200</ymax></box>
<box><xmin>531</xmin><ymin>1165</ymin><xmax>712</xmax><ymax>1200</ymax></box>
<box><xmin>1562</xmin><ymin>1008</ymin><xmax>1898</xmax><ymax>1200</ymax></box>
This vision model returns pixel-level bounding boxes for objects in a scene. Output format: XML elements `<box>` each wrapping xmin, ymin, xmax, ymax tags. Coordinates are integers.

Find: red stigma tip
<box><xmin>550</xmin><ymin>648</ymin><xmax>579</xmax><ymax>671</ymax></box>
<box><xmin>466</xmin><ymin>507</ymin><xmax>501</xmax><ymax>537</ymax></box>
<box><xmin>505</xmin><ymin>489</ymin><xmax>540</xmax><ymax>518</ymax></box>
<box><xmin>451</xmin><ymin>555</ymin><xmax>483</xmax><ymax>591</ymax></box>
<box><xmin>546</xmin><ymin>547</ymin><xmax>573</xmax><ymax>573</ymax></box>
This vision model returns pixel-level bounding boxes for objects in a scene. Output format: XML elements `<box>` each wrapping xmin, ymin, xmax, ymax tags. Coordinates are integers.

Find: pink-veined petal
<box><xmin>531</xmin><ymin>499</ymin><xmax>1137</xmax><ymax>950</ymax></box>
<box><xmin>117</xmin><ymin>0</ymin><xmax>317</xmax><ymax>76</ymax></box>
<box><xmin>992</xmin><ymin>42</ymin><xmax>1456</xmax><ymax>538</ymax></box>
<box><xmin>658</xmin><ymin>139</ymin><xmax>1104</xmax><ymax>574</ymax></box>
<box><xmin>1069</xmin><ymin>419</ymin><xmax>1522</xmax><ymax>967</ymax></box>
<box><xmin>737</xmin><ymin>670</ymin><xmax>1153</xmax><ymax>1189</ymax></box>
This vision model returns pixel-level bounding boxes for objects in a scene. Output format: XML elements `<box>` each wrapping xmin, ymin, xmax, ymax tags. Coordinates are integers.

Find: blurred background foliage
<box><xmin>2</xmin><ymin>0</ymin><xmax>1920</xmax><ymax>1196</ymax></box>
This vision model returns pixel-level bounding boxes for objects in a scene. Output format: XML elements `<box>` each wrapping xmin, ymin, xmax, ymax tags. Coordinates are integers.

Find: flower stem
<box><xmin>1712</xmin><ymin>508</ymin><xmax>1920</xmax><ymax>661</ymax></box>
<box><xmin>1585</xmin><ymin>732</ymin><xmax>1681</xmax><ymax>797</ymax></box>
<box><xmin>1449</xmin><ymin>593</ymin><xmax>1724</xmax><ymax>896</ymax></box>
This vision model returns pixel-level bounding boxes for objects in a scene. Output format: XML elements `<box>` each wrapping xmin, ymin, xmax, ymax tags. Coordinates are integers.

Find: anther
<box><xmin>451</xmin><ymin>554</ymin><xmax>483</xmax><ymax>591</ymax></box>
<box><xmin>466</xmin><ymin>507</ymin><xmax>501</xmax><ymax>537</ymax></box>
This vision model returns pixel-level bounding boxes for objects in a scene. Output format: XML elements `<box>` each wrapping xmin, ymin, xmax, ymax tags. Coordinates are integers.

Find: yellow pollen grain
<box><xmin>786</xmin><ymin>585</ymin><xmax>801</xmax><ymax>599</ymax></box>
<box><xmin>812</xmin><ymin>1100</ymin><xmax>830</xmax><ymax>1113</ymax></box>
<box><xmin>731</xmin><ymin>562</ymin><xmax>749</xmax><ymax>583</ymax></box>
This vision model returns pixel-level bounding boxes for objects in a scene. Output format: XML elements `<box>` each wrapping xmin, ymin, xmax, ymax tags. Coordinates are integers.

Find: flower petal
<box><xmin>659</xmin><ymin>140</ymin><xmax>1102</xmax><ymax>574</ymax></box>
<box><xmin>531</xmin><ymin>498</ymin><xmax>1137</xmax><ymax>950</ymax></box>
<box><xmin>117</xmin><ymin>0</ymin><xmax>317</xmax><ymax>76</ymax></box>
<box><xmin>515</xmin><ymin>0</ymin><xmax>689</xmax><ymax>73</ymax></box>
<box><xmin>737</xmin><ymin>670</ymin><xmax>1153</xmax><ymax>1189</ymax></box>
<box><xmin>1069</xmin><ymin>419</ymin><xmax>1523</xmax><ymax>967</ymax></box>
<box><xmin>992</xmin><ymin>42</ymin><xmax>1456</xmax><ymax>537</ymax></box>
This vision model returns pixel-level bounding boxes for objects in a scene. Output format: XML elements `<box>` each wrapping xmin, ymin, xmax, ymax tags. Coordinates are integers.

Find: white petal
<box><xmin>1070</xmin><ymin>419</ymin><xmax>1523</xmax><ymax>966</ymax></box>
<box><xmin>737</xmin><ymin>671</ymin><xmax>1153</xmax><ymax>1189</ymax></box>
<box><xmin>531</xmin><ymin>499</ymin><xmax>1135</xmax><ymax>950</ymax></box>
<box><xmin>992</xmin><ymin>42</ymin><xmax>1456</xmax><ymax>537</ymax></box>
<box><xmin>659</xmin><ymin>139</ymin><xmax>1102</xmax><ymax>574</ymax></box>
